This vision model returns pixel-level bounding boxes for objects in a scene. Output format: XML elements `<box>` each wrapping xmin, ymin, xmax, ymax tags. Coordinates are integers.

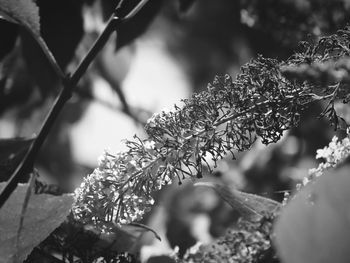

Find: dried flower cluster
<box><xmin>73</xmin><ymin>146</ymin><xmax>160</xmax><ymax>229</ymax></box>
<box><xmin>177</xmin><ymin>216</ymin><xmax>275</xmax><ymax>263</ymax></box>
<box><xmin>281</xmin><ymin>27</ymin><xmax>350</xmax><ymax>128</ymax></box>
<box><xmin>73</xmin><ymin>28</ymin><xmax>350</xmax><ymax>230</ymax></box>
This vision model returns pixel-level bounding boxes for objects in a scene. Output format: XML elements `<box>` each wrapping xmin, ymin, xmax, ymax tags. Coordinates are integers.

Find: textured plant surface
<box><xmin>2</xmin><ymin>1</ymin><xmax>350</xmax><ymax>262</ymax></box>
<box><xmin>175</xmin><ymin>125</ymin><xmax>350</xmax><ymax>263</ymax></box>
<box><xmin>307</xmin><ymin>129</ymin><xmax>350</xmax><ymax>180</ymax></box>
<box><xmin>175</xmin><ymin>215</ymin><xmax>276</xmax><ymax>263</ymax></box>
<box><xmin>73</xmin><ymin>27</ymin><xmax>350</xmax><ymax>230</ymax></box>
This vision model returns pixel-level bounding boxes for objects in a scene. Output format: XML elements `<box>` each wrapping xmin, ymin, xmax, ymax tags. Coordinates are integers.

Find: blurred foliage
<box><xmin>74</xmin><ymin>23</ymin><xmax>350</xmax><ymax>229</ymax></box>
<box><xmin>1</xmin><ymin>0</ymin><xmax>350</xmax><ymax>262</ymax></box>
<box><xmin>0</xmin><ymin>137</ymin><xmax>34</xmax><ymax>182</ymax></box>
<box><xmin>178</xmin><ymin>216</ymin><xmax>277</xmax><ymax>263</ymax></box>
<box><xmin>24</xmin><ymin>218</ymin><xmax>147</xmax><ymax>263</ymax></box>
<box><xmin>240</xmin><ymin>0</ymin><xmax>350</xmax><ymax>47</ymax></box>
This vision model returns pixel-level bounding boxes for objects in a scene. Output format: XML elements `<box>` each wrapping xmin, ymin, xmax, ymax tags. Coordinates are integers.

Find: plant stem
<box><xmin>0</xmin><ymin>13</ymin><xmax>122</xmax><ymax>209</ymax></box>
<box><xmin>70</xmin><ymin>16</ymin><xmax>120</xmax><ymax>86</ymax></box>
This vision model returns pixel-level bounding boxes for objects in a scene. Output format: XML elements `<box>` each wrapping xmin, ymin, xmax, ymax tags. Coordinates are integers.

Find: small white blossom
<box><xmin>284</xmin><ymin>130</ymin><xmax>350</xmax><ymax>205</ymax></box>
<box><xmin>308</xmin><ymin>130</ymin><xmax>350</xmax><ymax>183</ymax></box>
<box><xmin>73</xmin><ymin>139</ymin><xmax>176</xmax><ymax>230</ymax></box>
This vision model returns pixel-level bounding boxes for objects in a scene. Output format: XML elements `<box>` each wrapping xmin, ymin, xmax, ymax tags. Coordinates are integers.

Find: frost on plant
<box><xmin>73</xmin><ymin>28</ymin><xmax>350</xmax><ymax>230</ymax></box>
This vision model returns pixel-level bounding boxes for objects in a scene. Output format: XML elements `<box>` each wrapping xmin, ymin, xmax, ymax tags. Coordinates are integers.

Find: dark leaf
<box><xmin>0</xmin><ymin>137</ymin><xmax>35</xmax><ymax>182</ymax></box>
<box><xmin>0</xmin><ymin>47</ymin><xmax>36</xmax><ymax>113</ymax></box>
<box><xmin>21</xmin><ymin>0</ymin><xmax>84</xmax><ymax>97</ymax></box>
<box><xmin>100</xmin><ymin>0</ymin><xmax>163</xmax><ymax>50</ymax></box>
<box><xmin>36</xmin><ymin>0</ymin><xmax>84</xmax><ymax>69</ymax></box>
<box><xmin>0</xmin><ymin>137</ymin><xmax>34</xmax><ymax>161</ymax></box>
<box><xmin>83</xmin><ymin>0</ymin><xmax>96</xmax><ymax>5</ymax></box>
<box><xmin>178</xmin><ymin>0</ymin><xmax>197</xmax><ymax>13</ymax></box>
<box><xmin>274</xmin><ymin>166</ymin><xmax>350</xmax><ymax>263</ymax></box>
<box><xmin>0</xmin><ymin>20</ymin><xmax>18</xmax><ymax>61</ymax></box>
<box><xmin>41</xmin><ymin>220</ymin><xmax>155</xmax><ymax>260</ymax></box>
<box><xmin>21</xmin><ymin>30</ymin><xmax>59</xmax><ymax>97</ymax></box>
<box><xmin>0</xmin><ymin>0</ymin><xmax>52</xmax><ymax>100</ymax></box>
<box><xmin>117</xmin><ymin>0</ymin><xmax>162</xmax><ymax>49</ymax></box>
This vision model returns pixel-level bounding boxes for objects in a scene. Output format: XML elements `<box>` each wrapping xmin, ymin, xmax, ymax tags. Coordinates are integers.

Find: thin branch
<box><xmin>0</xmin><ymin>77</ymin><xmax>74</xmax><ymax>208</ymax></box>
<box><xmin>93</xmin><ymin>53</ymin><xmax>133</xmax><ymax>117</ymax></box>
<box><xmin>75</xmin><ymin>87</ymin><xmax>148</xmax><ymax>125</ymax></box>
<box><xmin>124</xmin><ymin>0</ymin><xmax>151</xmax><ymax>21</ymax></box>
<box><xmin>70</xmin><ymin>16</ymin><xmax>121</xmax><ymax>86</ymax></box>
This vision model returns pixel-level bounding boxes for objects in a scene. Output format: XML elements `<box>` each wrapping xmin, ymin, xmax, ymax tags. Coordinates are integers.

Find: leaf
<box><xmin>20</xmin><ymin>0</ymin><xmax>83</xmax><ymax>97</ymax></box>
<box><xmin>21</xmin><ymin>30</ymin><xmax>59</xmax><ymax>97</ymax></box>
<box><xmin>195</xmin><ymin>182</ymin><xmax>280</xmax><ymax>220</ymax></box>
<box><xmin>1</xmin><ymin>0</ymin><xmax>65</xmax><ymax>90</ymax></box>
<box><xmin>274</xmin><ymin>166</ymin><xmax>350</xmax><ymax>263</ymax></box>
<box><xmin>0</xmin><ymin>182</ymin><xmax>74</xmax><ymax>263</ymax></box>
<box><xmin>0</xmin><ymin>137</ymin><xmax>34</xmax><ymax>161</ymax></box>
<box><xmin>0</xmin><ymin>0</ymin><xmax>40</xmax><ymax>36</ymax></box>
<box><xmin>35</xmin><ymin>0</ymin><xmax>84</xmax><ymax>69</ymax></box>
<box><xmin>0</xmin><ymin>20</ymin><xmax>18</xmax><ymax>62</ymax></box>
<box><xmin>117</xmin><ymin>0</ymin><xmax>162</xmax><ymax>49</ymax></box>
<box><xmin>0</xmin><ymin>137</ymin><xmax>35</xmax><ymax>182</ymax></box>
<box><xmin>21</xmin><ymin>0</ymin><xmax>83</xmax><ymax>97</ymax></box>
<box><xmin>100</xmin><ymin>0</ymin><xmax>163</xmax><ymax>50</ymax></box>
<box><xmin>178</xmin><ymin>0</ymin><xmax>197</xmax><ymax>13</ymax></box>
<box><xmin>92</xmin><ymin>223</ymin><xmax>161</xmax><ymax>253</ymax></box>
<box><xmin>50</xmin><ymin>220</ymin><xmax>162</xmax><ymax>259</ymax></box>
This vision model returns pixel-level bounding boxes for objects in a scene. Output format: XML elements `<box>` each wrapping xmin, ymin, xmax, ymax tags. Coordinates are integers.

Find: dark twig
<box><xmin>75</xmin><ymin>87</ymin><xmax>148</xmax><ymax>125</ymax></box>
<box><xmin>70</xmin><ymin>16</ymin><xmax>121</xmax><ymax>87</ymax></box>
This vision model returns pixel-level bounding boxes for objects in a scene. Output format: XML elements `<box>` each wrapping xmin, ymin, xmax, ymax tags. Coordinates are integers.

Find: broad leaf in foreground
<box><xmin>0</xmin><ymin>183</ymin><xmax>74</xmax><ymax>263</ymax></box>
<box><xmin>274</xmin><ymin>166</ymin><xmax>350</xmax><ymax>263</ymax></box>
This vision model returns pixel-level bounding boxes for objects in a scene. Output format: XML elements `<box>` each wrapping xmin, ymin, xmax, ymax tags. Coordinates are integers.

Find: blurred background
<box><xmin>1</xmin><ymin>0</ymin><xmax>350</xmax><ymax>261</ymax></box>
